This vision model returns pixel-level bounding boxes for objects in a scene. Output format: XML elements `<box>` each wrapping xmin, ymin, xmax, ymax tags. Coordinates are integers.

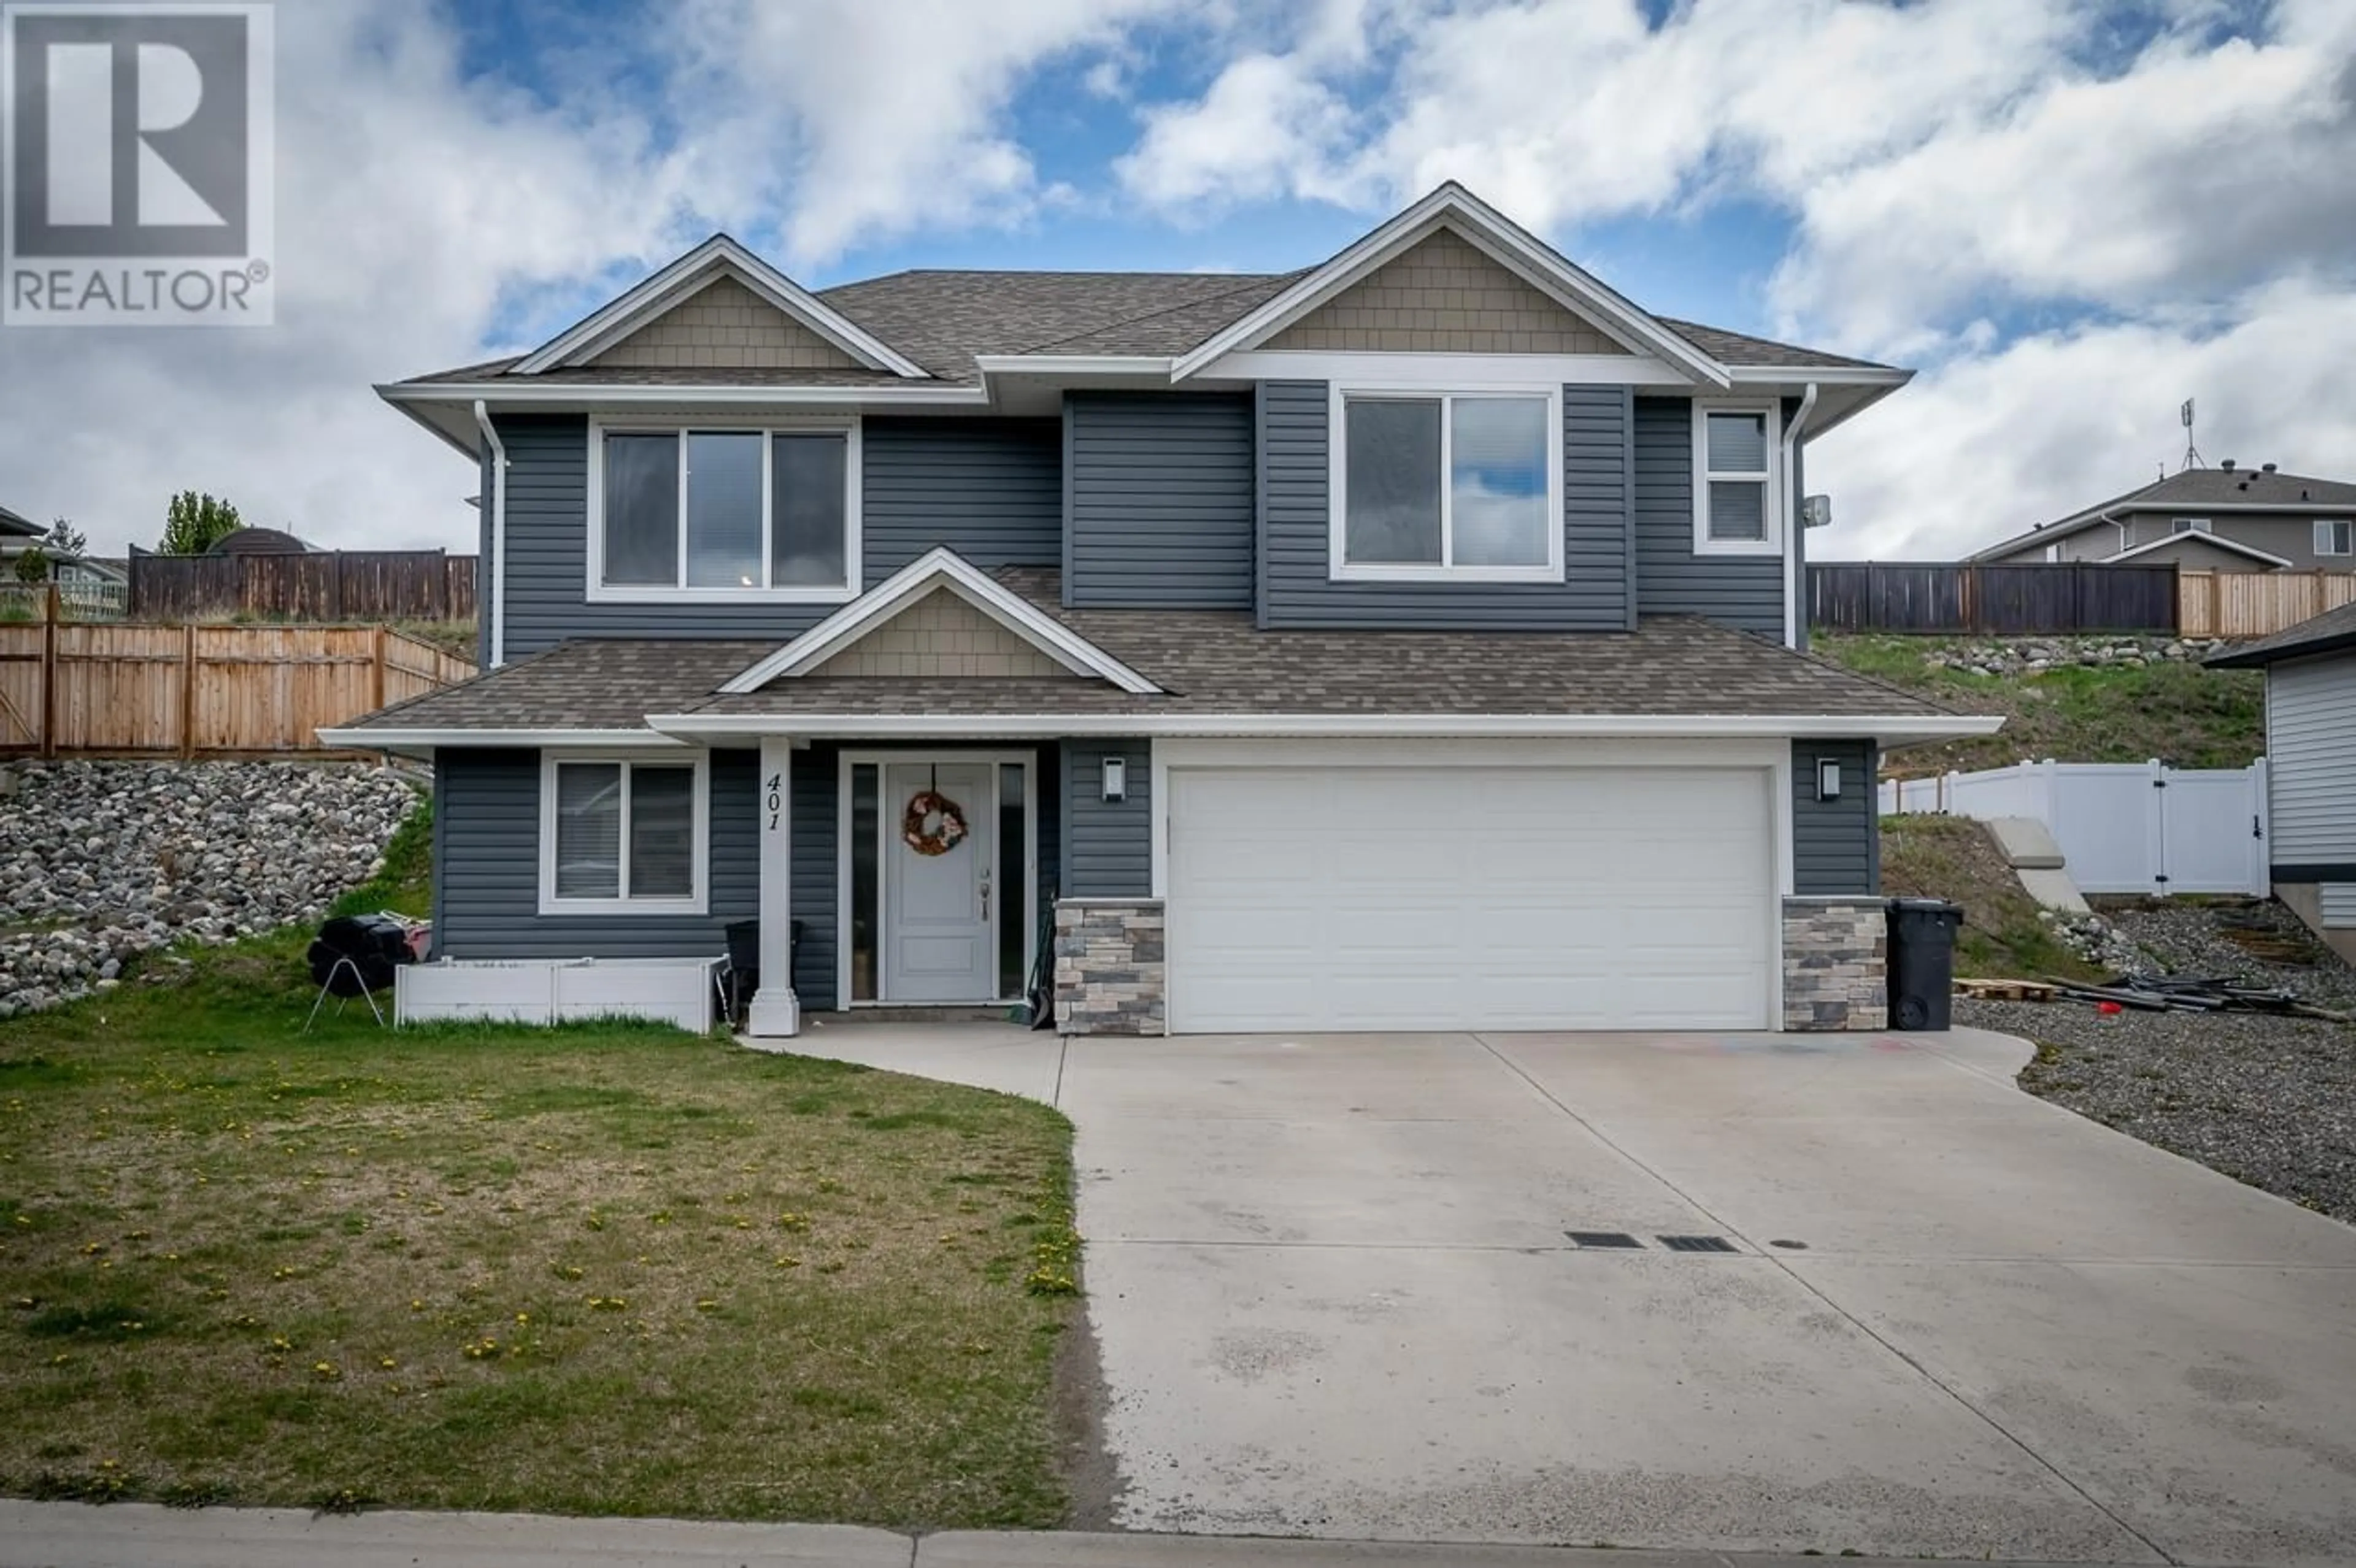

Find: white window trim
<box><xmin>2316</xmin><ymin>519</ymin><xmax>2354</xmax><ymax>556</ymax></box>
<box><xmin>1692</xmin><ymin>399</ymin><xmax>1784</xmax><ymax>557</ymax></box>
<box><xmin>538</xmin><ymin>750</ymin><xmax>710</xmax><ymax>917</ymax></box>
<box><xmin>2171</xmin><ymin>516</ymin><xmax>2212</xmax><ymax>534</ymax></box>
<box><xmin>1327</xmin><ymin>382</ymin><xmax>1565</xmax><ymax>583</ymax></box>
<box><xmin>585</xmin><ymin>416</ymin><xmax>862</xmax><ymax>604</ymax></box>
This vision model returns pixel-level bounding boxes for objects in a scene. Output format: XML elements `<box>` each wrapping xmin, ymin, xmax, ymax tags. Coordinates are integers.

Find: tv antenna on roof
<box><xmin>2179</xmin><ymin>398</ymin><xmax>2203</xmax><ymax>471</ymax></box>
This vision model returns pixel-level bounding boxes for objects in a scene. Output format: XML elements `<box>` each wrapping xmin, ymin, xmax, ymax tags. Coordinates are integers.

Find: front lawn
<box><xmin>0</xmin><ymin>837</ymin><xmax>1080</xmax><ymax>1524</ymax></box>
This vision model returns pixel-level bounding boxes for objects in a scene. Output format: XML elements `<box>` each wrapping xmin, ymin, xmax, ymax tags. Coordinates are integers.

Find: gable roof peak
<box><xmin>1171</xmin><ymin>179</ymin><xmax>1732</xmax><ymax>386</ymax></box>
<box><xmin>512</xmin><ymin>234</ymin><xmax>928</xmax><ymax>380</ymax></box>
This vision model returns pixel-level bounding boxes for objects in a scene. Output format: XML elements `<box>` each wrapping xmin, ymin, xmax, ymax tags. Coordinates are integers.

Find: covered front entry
<box><xmin>838</xmin><ymin>751</ymin><xmax>1037</xmax><ymax>1007</ymax></box>
<box><xmin>1163</xmin><ymin>743</ymin><xmax>1780</xmax><ymax>1033</ymax></box>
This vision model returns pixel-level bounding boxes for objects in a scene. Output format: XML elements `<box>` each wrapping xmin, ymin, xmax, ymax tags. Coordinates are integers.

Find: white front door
<box><xmin>883</xmin><ymin>761</ymin><xmax>996</xmax><ymax>1002</ymax></box>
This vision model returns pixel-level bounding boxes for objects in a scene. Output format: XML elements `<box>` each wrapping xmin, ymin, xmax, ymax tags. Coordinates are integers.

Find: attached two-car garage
<box><xmin>1162</xmin><ymin>750</ymin><xmax>1779</xmax><ymax>1034</ymax></box>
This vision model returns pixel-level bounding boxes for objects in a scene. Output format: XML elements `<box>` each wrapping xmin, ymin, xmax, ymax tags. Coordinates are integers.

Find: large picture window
<box><xmin>539</xmin><ymin>753</ymin><xmax>707</xmax><ymax>915</ymax></box>
<box><xmin>591</xmin><ymin>421</ymin><xmax>858</xmax><ymax>601</ymax></box>
<box><xmin>1331</xmin><ymin>388</ymin><xmax>1561</xmax><ymax>580</ymax></box>
<box><xmin>1693</xmin><ymin>402</ymin><xmax>1781</xmax><ymax>555</ymax></box>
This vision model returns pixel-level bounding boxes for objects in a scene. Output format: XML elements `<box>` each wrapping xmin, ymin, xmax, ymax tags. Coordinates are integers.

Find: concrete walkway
<box><xmin>0</xmin><ymin>1498</ymin><xmax>2171</xmax><ymax>1568</ymax></box>
<box><xmin>782</xmin><ymin>1017</ymin><xmax>2356</xmax><ymax>1566</ymax></box>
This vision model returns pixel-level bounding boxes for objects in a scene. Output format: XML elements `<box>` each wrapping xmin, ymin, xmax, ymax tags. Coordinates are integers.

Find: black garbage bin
<box><xmin>1886</xmin><ymin>898</ymin><xmax>1963</xmax><ymax>1031</ymax></box>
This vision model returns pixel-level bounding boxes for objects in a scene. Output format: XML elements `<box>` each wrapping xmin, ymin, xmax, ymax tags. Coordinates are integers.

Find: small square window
<box><xmin>1693</xmin><ymin>403</ymin><xmax>1779</xmax><ymax>555</ymax></box>
<box><xmin>2317</xmin><ymin>520</ymin><xmax>2353</xmax><ymax>557</ymax></box>
<box><xmin>2170</xmin><ymin>517</ymin><xmax>2212</xmax><ymax>535</ymax></box>
<box><xmin>542</xmin><ymin>756</ymin><xmax>706</xmax><ymax>913</ymax></box>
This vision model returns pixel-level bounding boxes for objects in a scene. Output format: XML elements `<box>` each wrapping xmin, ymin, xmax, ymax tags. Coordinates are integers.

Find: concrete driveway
<box><xmin>787</xmin><ymin>1021</ymin><xmax>2356</xmax><ymax>1565</ymax></box>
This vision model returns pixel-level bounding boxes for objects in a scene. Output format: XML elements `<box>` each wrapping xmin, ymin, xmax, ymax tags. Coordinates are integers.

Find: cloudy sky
<box><xmin>2</xmin><ymin>0</ymin><xmax>2351</xmax><ymax>561</ymax></box>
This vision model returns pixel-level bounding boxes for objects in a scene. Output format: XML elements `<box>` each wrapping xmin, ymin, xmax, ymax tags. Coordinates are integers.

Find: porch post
<box><xmin>746</xmin><ymin>736</ymin><xmax>799</xmax><ymax>1037</ymax></box>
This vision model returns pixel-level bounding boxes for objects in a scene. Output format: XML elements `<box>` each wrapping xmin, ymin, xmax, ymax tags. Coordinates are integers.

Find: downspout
<box><xmin>1782</xmin><ymin>382</ymin><xmax>1819</xmax><ymax>649</ymax></box>
<box><xmin>472</xmin><ymin>400</ymin><xmax>507</xmax><ymax>668</ymax></box>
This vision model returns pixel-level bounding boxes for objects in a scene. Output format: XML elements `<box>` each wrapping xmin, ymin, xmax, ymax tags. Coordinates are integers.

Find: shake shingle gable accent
<box><xmin>718</xmin><ymin>548</ymin><xmax>1162</xmax><ymax>695</ymax></box>
<box><xmin>510</xmin><ymin>236</ymin><xmax>927</xmax><ymax>379</ymax></box>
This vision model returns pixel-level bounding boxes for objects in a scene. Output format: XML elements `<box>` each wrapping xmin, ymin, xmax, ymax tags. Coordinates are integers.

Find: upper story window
<box><xmin>1330</xmin><ymin>387</ymin><xmax>1563</xmax><ymax>582</ymax></box>
<box><xmin>2171</xmin><ymin>517</ymin><xmax>2212</xmax><ymax>535</ymax></box>
<box><xmin>589</xmin><ymin>420</ymin><xmax>860</xmax><ymax>602</ymax></box>
<box><xmin>539</xmin><ymin>752</ymin><xmax>707</xmax><ymax>916</ymax></box>
<box><xmin>1693</xmin><ymin>401</ymin><xmax>1782</xmax><ymax>556</ymax></box>
<box><xmin>2316</xmin><ymin>520</ymin><xmax>2352</xmax><ymax>556</ymax></box>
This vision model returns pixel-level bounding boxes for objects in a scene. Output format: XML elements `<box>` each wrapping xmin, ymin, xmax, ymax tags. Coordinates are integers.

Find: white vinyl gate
<box><xmin>1879</xmin><ymin>759</ymin><xmax>2268</xmax><ymax>896</ymax></box>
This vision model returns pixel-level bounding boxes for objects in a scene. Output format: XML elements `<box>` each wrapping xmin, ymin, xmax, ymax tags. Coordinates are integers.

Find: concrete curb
<box><xmin>0</xmin><ymin>1500</ymin><xmax>2158</xmax><ymax>1568</ymax></box>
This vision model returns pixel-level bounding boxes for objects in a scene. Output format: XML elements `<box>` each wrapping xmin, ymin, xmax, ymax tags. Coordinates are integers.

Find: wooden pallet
<box><xmin>1953</xmin><ymin>977</ymin><xmax>2057</xmax><ymax>1002</ymax></box>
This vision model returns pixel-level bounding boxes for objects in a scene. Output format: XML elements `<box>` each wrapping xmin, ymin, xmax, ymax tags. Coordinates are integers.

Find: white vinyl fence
<box><xmin>1880</xmin><ymin>759</ymin><xmax>2269</xmax><ymax>896</ymax></box>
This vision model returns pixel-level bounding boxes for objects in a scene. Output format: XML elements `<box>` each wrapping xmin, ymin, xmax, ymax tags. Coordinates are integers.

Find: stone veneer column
<box><xmin>1781</xmin><ymin>896</ymin><xmax>1888</xmax><ymax>1031</ymax></box>
<box><xmin>1053</xmin><ymin>899</ymin><xmax>1166</xmax><ymax>1036</ymax></box>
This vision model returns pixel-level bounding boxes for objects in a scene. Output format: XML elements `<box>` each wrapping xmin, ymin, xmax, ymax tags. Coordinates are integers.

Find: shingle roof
<box><xmin>347</xmin><ymin>569</ymin><xmax>1959</xmax><ymax>732</ymax></box>
<box><xmin>0</xmin><ymin>503</ymin><xmax>39</xmax><ymax>537</ymax></box>
<box><xmin>1974</xmin><ymin>466</ymin><xmax>2356</xmax><ymax>559</ymax></box>
<box><xmin>397</xmin><ymin>269</ymin><xmax>1893</xmax><ymax>388</ymax></box>
<box><xmin>2204</xmin><ymin>599</ymin><xmax>2356</xmax><ymax>668</ymax></box>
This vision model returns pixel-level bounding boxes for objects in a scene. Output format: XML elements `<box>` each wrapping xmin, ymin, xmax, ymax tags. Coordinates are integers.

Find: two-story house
<box><xmin>1969</xmin><ymin>464</ymin><xmax>2356</xmax><ymax>572</ymax></box>
<box><xmin>326</xmin><ymin>183</ymin><xmax>1995</xmax><ymax>1039</ymax></box>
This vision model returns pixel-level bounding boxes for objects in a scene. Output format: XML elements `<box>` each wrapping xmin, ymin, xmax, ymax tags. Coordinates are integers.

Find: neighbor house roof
<box><xmin>2204</xmin><ymin>600</ymin><xmax>2356</xmax><ymax>668</ymax></box>
<box><xmin>0</xmin><ymin>504</ymin><xmax>39</xmax><ymax>538</ymax></box>
<box><xmin>1971</xmin><ymin>466</ymin><xmax>2356</xmax><ymax>561</ymax></box>
<box><xmin>335</xmin><ymin>567</ymin><xmax>1973</xmax><ymax>741</ymax></box>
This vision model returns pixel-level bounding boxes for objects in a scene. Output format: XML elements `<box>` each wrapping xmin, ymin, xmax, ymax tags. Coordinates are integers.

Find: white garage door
<box><xmin>1166</xmin><ymin>765</ymin><xmax>1774</xmax><ymax>1033</ymax></box>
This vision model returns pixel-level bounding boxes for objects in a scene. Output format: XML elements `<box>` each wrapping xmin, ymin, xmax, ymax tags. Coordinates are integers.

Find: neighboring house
<box><xmin>208</xmin><ymin>526</ymin><xmax>315</xmax><ymax>555</ymax></box>
<box><xmin>1971</xmin><ymin>463</ymin><xmax>2356</xmax><ymax>571</ymax></box>
<box><xmin>0</xmin><ymin>503</ymin><xmax>41</xmax><ymax>566</ymax></box>
<box><xmin>2208</xmin><ymin>606</ymin><xmax>2356</xmax><ymax>964</ymax></box>
<box><xmin>326</xmin><ymin>182</ymin><xmax>1996</xmax><ymax>1039</ymax></box>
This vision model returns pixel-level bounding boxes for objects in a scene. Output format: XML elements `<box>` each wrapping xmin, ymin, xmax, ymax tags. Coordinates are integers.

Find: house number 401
<box><xmin>766</xmin><ymin>773</ymin><xmax>783</xmax><ymax>831</ymax></box>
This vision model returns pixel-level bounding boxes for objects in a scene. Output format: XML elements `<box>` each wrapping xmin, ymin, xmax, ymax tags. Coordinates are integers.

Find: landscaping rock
<box><xmin>0</xmin><ymin>761</ymin><xmax>418</xmax><ymax>1021</ymax></box>
<box><xmin>1922</xmin><ymin>635</ymin><xmax>2229</xmax><ymax>678</ymax></box>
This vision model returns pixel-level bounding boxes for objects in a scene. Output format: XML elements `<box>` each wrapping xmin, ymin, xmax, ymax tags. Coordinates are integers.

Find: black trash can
<box><xmin>1885</xmin><ymin>898</ymin><xmax>1963</xmax><ymax>1031</ymax></box>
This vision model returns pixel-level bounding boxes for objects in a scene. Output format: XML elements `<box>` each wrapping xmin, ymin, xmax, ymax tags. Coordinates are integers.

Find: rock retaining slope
<box><xmin>0</xmin><ymin>761</ymin><xmax>418</xmax><ymax>1019</ymax></box>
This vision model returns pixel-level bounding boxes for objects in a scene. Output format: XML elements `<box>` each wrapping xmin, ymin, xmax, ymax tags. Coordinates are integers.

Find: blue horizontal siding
<box><xmin>1631</xmin><ymin>396</ymin><xmax>1784</xmax><ymax>639</ymax></box>
<box><xmin>497</xmin><ymin>413</ymin><xmax>1060</xmax><ymax>659</ymax></box>
<box><xmin>1064</xmin><ymin>391</ymin><xmax>1255</xmax><ymax>609</ymax></box>
<box><xmin>434</xmin><ymin>746</ymin><xmax>758</xmax><ymax>960</ymax></box>
<box><xmin>1792</xmin><ymin>738</ymin><xmax>1879</xmax><ymax>895</ymax></box>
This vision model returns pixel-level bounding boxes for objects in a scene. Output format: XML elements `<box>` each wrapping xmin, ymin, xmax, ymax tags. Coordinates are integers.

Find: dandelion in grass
<box><xmin>312</xmin><ymin>1362</ymin><xmax>339</xmax><ymax>1381</ymax></box>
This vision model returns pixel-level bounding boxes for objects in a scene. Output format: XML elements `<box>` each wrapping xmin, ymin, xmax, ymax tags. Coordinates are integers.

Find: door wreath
<box><xmin>901</xmin><ymin>790</ymin><xmax>969</xmax><ymax>856</ymax></box>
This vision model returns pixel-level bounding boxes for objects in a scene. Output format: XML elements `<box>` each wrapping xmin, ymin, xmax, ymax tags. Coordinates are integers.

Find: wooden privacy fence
<box><xmin>2177</xmin><ymin>569</ymin><xmax>2356</xmax><ymax>640</ymax></box>
<box><xmin>1809</xmin><ymin>562</ymin><xmax>2181</xmax><ymax>634</ymax></box>
<box><xmin>128</xmin><ymin>548</ymin><xmax>477</xmax><ymax>623</ymax></box>
<box><xmin>0</xmin><ymin>595</ymin><xmax>474</xmax><ymax>757</ymax></box>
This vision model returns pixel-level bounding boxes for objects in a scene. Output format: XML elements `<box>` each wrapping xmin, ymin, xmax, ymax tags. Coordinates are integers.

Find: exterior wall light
<box><xmin>1817</xmin><ymin>759</ymin><xmax>1842</xmax><ymax>802</ymax></box>
<box><xmin>1101</xmin><ymin>756</ymin><xmax>1127</xmax><ymax>804</ymax></box>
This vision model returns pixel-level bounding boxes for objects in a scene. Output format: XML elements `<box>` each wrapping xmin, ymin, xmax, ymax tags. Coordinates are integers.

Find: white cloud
<box><xmin>1808</xmin><ymin>279</ymin><xmax>2356</xmax><ymax>559</ymax></box>
<box><xmin>1112</xmin><ymin>0</ymin><xmax>2356</xmax><ymax>561</ymax></box>
<box><xmin>0</xmin><ymin>0</ymin><xmax>1179</xmax><ymax>558</ymax></box>
<box><xmin>656</xmin><ymin>0</ymin><xmax>1174</xmax><ymax>270</ymax></box>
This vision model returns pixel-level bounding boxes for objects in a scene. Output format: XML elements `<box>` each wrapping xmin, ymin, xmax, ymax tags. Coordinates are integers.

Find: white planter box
<box><xmin>395</xmin><ymin>956</ymin><xmax>719</xmax><ymax>1032</ymax></box>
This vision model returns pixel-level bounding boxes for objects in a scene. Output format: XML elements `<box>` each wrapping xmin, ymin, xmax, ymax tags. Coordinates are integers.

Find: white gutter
<box><xmin>638</xmin><ymin>711</ymin><xmax>2006</xmax><ymax>745</ymax></box>
<box><xmin>387</xmin><ymin>382</ymin><xmax>991</xmax><ymax>409</ymax></box>
<box><xmin>472</xmin><ymin>400</ymin><xmax>509</xmax><ymax>669</ymax></box>
<box><xmin>316</xmin><ymin>726</ymin><xmax>688</xmax><ymax>751</ymax></box>
<box><xmin>1783</xmin><ymin>382</ymin><xmax>1819</xmax><ymax>648</ymax></box>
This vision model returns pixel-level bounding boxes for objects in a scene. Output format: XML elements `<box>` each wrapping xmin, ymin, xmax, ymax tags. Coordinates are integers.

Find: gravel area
<box><xmin>1969</xmin><ymin>897</ymin><xmax>2356</xmax><ymax>1225</ymax></box>
<box><xmin>0</xmin><ymin>760</ymin><xmax>418</xmax><ymax>1020</ymax></box>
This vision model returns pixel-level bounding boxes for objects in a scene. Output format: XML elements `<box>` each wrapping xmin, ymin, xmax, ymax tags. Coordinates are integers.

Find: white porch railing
<box><xmin>1880</xmin><ymin>758</ymin><xmax>2269</xmax><ymax>896</ymax></box>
